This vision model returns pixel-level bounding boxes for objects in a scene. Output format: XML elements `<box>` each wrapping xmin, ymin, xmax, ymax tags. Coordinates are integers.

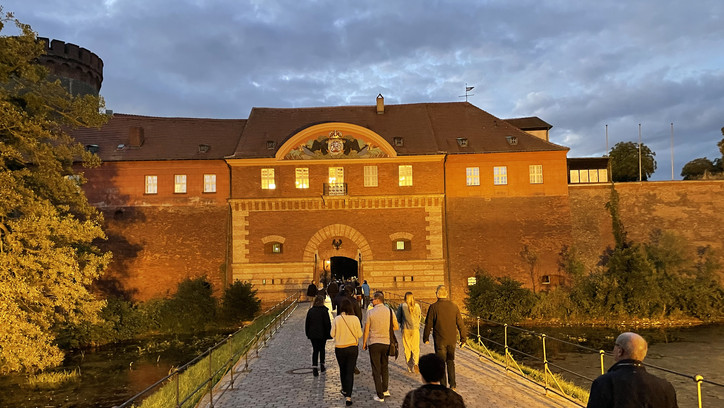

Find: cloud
<box><xmin>3</xmin><ymin>0</ymin><xmax>723</xmax><ymax>179</ymax></box>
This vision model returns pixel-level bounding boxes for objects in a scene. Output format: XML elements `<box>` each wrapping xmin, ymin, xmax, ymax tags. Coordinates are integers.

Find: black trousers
<box><xmin>434</xmin><ymin>342</ymin><xmax>457</xmax><ymax>388</ymax></box>
<box><xmin>335</xmin><ymin>346</ymin><xmax>358</xmax><ymax>397</ymax></box>
<box><xmin>311</xmin><ymin>338</ymin><xmax>327</xmax><ymax>366</ymax></box>
<box><xmin>368</xmin><ymin>343</ymin><xmax>390</xmax><ymax>398</ymax></box>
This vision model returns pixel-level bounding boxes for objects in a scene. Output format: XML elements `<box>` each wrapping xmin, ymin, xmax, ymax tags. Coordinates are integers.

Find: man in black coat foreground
<box><xmin>423</xmin><ymin>285</ymin><xmax>467</xmax><ymax>390</ymax></box>
<box><xmin>587</xmin><ymin>332</ymin><xmax>678</xmax><ymax>408</ymax></box>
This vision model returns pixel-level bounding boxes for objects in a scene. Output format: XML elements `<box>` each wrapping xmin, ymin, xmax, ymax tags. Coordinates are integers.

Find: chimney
<box><xmin>376</xmin><ymin>94</ymin><xmax>384</xmax><ymax>114</ymax></box>
<box><xmin>129</xmin><ymin>126</ymin><xmax>145</xmax><ymax>147</ymax></box>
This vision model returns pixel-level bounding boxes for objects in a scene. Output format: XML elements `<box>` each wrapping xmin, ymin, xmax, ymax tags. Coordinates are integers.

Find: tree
<box><xmin>681</xmin><ymin>157</ymin><xmax>717</xmax><ymax>180</ymax></box>
<box><xmin>220</xmin><ymin>280</ymin><xmax>261</xmax><ymax>323</ymax></box>
<box><xmin>609</xmin><ymin>141</ymin><xmax>657</xmax><ymax>181</ymax></box>
<box><xmin>0</xmin><ymin>10</ymin><xmax>109</xmax><ymax>373</ymax></box>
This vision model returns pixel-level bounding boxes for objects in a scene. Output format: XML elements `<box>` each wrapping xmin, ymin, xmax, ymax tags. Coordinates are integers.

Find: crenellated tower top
<box><xmin>36</xmin><ymin>37</ymin><xmax>104</xmax><ymax>96</ymax></box>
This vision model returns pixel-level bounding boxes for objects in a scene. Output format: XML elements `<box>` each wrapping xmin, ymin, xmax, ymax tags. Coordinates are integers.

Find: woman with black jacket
<box><xmin>305</xmin><ymin>293</ymin><xmax>332</xmax><ymax>376</ymax></box>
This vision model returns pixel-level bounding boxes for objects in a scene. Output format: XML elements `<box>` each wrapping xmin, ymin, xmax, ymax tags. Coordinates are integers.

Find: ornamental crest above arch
<box><xmin>276</xmin><ymin>122</ymin><xmax>397</xmax><ymax>160</ymax></box>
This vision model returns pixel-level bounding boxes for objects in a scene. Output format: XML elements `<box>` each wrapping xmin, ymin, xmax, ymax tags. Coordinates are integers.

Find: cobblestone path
<box><xmin>210</xmin><ymin>304</ymin><xmax>581</xmax><ymax>408</ymax></box>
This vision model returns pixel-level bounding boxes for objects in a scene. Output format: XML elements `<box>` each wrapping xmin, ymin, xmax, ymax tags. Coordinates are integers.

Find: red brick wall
<box><xmin>446</xmin><ymin>195</ymin><xmax>573</xmax><ymax>303</ymax></box>
<box><xmin>569</xmin><ymin>181</ymin><xmax>724</xmax><ymax>272</ymax></box>
<box><xmin>96</xmin><ymin>206</ymin><xmax>229</xmax><ymax>300</ymax></box>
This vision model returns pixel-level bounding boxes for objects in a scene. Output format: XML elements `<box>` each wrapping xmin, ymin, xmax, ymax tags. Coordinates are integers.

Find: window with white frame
<box><xmin>145</xmin><ymin>175</ymin><xmax>157</xmax><ymax>194</ymax></box>
<box><xmin>529</xmin><ymin>165</ymin><xmax>543</xmax><ymax>184</ymax></box>
<box><xmin>174</xmin><ymin>174</ymin><xmax>187</xmax><ymax>193</ymax></box>
<box><xmin>203</xmin><ymin>174</ymin><xmax>217</xmax><ymax>193</ymax></box>
<box><xmin>364</xmin><ymin>165</ymin><xmax>378</xmax><ymax>187</ymax></box>
<box><xmin>295</xmin><ymin>168</ymin><xmax>309</xmax><ymax>189</ymax></box>
<box><xmin>493</xmin><ymin>166</ymin><xmax>507</xmax><ymax>185</ymax></box>
<box><xmin>466</xmin><ymin>167</ymin><xmax>480</xmax><ymax>186</ymax></box>
<box><xmin>398</xmin><ymin>165</ymin><xmax>413</xmax><ymax>186</ymax></box>
<box><xmin>261</xmin><ymin>168</ymin><xmax>275</xmax><ymax>190</ymax></box>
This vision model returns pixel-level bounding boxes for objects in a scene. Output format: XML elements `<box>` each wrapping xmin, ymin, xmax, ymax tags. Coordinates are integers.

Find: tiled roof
<box><xmin>71</xmin><ymin>114</ymin><xmax>246</xmax><ymax>161</ymax></box>
<box><xmin>504</xmin><ymin>117</ymin><xmax>553</xmax><ymax>131</ymax></box>
<box><xmin>231</xmin><ymin>102</ymin><xmax>567</xmax><ymax>158</ymax></box>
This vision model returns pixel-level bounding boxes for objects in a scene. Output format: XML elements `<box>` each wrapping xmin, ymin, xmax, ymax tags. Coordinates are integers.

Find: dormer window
<box><xmin>506</xmin><ymin>136</ymin><xmax>518</xmax><ymax>146</ymax></box>
<box><xmin>198</xmin><ymin>144</ymin><xmax>210</xmax><ymax>153</ymax></box>
<box><xmin>456</xmin><ymin>138</ymin><xmax>468</xmax><ymax>147</ymax></box>
<box><xmin>85</xmin><ymin>144</ymin><xmax>99</xmax><ymax>154</ymax></box>
<box><xmin>266</xmin><ymin>140</ymin><xmax>276</xmax><ymax>150</ymax></box>
<box><xmin>393</xmin><ymin>137</ymin><xmax>404</xmax><ymax>147</ymax></box>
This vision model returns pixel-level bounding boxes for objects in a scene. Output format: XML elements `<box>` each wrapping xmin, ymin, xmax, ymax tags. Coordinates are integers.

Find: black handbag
<box><xmin>388</xmin><ymin>308</ymin><xmax>399</xmax><ymax>359</ymax></box>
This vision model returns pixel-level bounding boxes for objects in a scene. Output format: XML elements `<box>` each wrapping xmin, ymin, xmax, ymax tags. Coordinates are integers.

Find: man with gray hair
<box><xmin>587</xmin><ymin>332</ymin><xmax>678</xmax><ymax>408</ymax></box>
<box><xmin>423</xmin><ymin>285</ymin><xmax>467</xmax><ymax>390</ymax></box>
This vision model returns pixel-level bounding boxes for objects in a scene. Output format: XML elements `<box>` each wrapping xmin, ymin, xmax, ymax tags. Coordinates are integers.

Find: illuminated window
<box><xmin>466</xmin><ymin>167</ymin><xmax>480</xmax><ymax>186</ymax></box>
<box><xmin>542</xmin><ymin>275</ymin><xmax>551</xmax><ymax>285</ymax></box>
<box><xmin>493</xmin><ymin>166</ymin><xmax>507</xmax><ymax>185</ymax></box>
<box><xmin>468</xmin><ymin>277</ymin><xmax>477</xmax><ymax>286</ymax></box>
<box><xmin>570</xmin><ymin>170</ymin><xmax>580</xmax><ymax>183</ymax></box>
<box><xmin>265</xmin><ymin>242</ymin><xmax>283</xmax><ymax>254</ymax></box>
<box><xmin>580</xmin><ymin>169</ymin><xmax>590</xmax><ymax>183</ymax></box>
<box><xmin>328</xmin><ymin>167</ymin><xmax>344</xmax><ymax>184</ymax></box>
<box><xmin>203</xmin><ymin>174</ymin><xmax>216</xmax><ymax>193</ymax></box>
<box><xmin>399</xmin><ymin>165</ymin><xmax>413</xmax><ymax>186</ymax></box>
<box><xmin>295</xmin><ymin>168</ymin><xmax>309</xmax><ymax>189</ymax></box>
<box><xmin>529</xmin><ymin>165</ymin><xmax>543</xmax><ymax>184</ymax></box>
<box><xmin>145</xmin><ymin>175</ymin><xmax>157</xmax><ymax>194</ymax></box>
<box><xmin>393</xmin><ymin>239</ymin><xmax>410</xmax><ymax>251</ymax></box>
<box><xmin>261</xmin><ymin>168</ymin><xmax>276</xmax><ymax>190</ymax></box>
<box><xmin>364</xmin><ymin>166</ymin><xmax>378</xmax><ymax>187</ymax></box>
<box><xmin>396</xmin><ymin>241</ymin><xmax>405</xmax><ymax>250</ymax></box>
<box><xmin>589</xmin><ymin>168</ymin><xmax>599</xmax><ymax>183</ymax></box>
<box><xmin>174</xmin><ymin>174</ymin><xmax>187</xmax><ymax>193</ymax></box>
<box><xmin>599</xmin><ymin>169</ymin><xmax>608</xmax><ymax>182</ymax></box>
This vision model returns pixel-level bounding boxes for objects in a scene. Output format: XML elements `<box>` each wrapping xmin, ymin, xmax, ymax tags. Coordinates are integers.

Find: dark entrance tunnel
<box><xmin>330</xmin><ymin>256</ymin><xmax>358</xmax><ymax>280</ymax></box>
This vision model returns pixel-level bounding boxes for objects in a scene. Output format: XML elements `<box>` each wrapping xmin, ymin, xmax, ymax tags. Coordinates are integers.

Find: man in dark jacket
<box><xmin>306</xmin><ymin>280</ymin><xmax>318</xmax><ymax>305</ymax></box>
<box><xmin>327</xmin><ymin>281</ymin><xmax>339</xmax><ymax>311</ymax></box>
<box><xmin>423</xmin><ymin>285</ymin><xmax>467</xmax><ymax>390</ymax></box>
<box><xmin>336</xmin><ymin>285</ymin><xmax>362</xmax><ymax>321</ymax></box>
<box><xmin>587</xmin><ymin>332</ymin><xmax>678</xmax><ymax>408</ymax></box>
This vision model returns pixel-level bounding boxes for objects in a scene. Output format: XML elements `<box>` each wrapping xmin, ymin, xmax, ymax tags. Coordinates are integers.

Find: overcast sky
<box><xmin>3</xmin><ymin>1</ymin><xmax>723</xmax><ymax>179</ymax></box>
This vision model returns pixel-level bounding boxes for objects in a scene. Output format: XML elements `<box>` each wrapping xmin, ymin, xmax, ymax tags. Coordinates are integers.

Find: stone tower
<box><xmin>37</xmin><ymin>37</ymin><xmax>103</xmax><ymax>96</ymax></box>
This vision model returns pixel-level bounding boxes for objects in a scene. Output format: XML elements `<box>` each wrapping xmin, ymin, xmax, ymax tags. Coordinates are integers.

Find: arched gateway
<box><xmin>228</xmin><ymin>118</ymin><xmax>447</xmax><ymax>303</ymax></box>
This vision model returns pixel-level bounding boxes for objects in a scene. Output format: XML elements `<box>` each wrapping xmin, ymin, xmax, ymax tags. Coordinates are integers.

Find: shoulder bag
<box><xmin>388</xmin><ymin>308</ymin><xmax>399</xmax><ymax>359</ymax></box>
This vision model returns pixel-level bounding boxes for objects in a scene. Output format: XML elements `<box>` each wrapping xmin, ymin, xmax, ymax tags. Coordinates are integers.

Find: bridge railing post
<box><xmin>695</xmin><ymin>375</ymin><xmax>703</xmax><ymax>408</ymax></box>
<box><xmin>504</xmin><ymin>324</ymin><xmax>509</xmax><ymax>372</ymax></box>
<box><xmin>542</xmin><ymin>334</ymin><xmax>549</xmax><ymax>395</ymax></box>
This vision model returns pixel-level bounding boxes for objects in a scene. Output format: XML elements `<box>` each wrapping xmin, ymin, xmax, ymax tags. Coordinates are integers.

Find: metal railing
<box><xmin>383</xmin><ymin>291</ymin><xmax>724</xmax><ymax>408</ymax></box>
<box><xmin>116</xmin><ymin>293</ymin><xmax>299</xmax><ymax>408</ymax></box>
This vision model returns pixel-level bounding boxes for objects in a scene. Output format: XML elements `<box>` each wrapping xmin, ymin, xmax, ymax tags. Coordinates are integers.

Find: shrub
<box><xmin>466</xmin><ymin>269</ymin><xmax>536</xmax><ymax>324</ymax></box>
<box><xmin>220</xmin><ymin>281</ymin><xmax>261</xmax><ymax>323</ymax></box>
<box><xmin>159</xmin><ymin>277</ymin><xmax>217</xmax><ymax>333</ymax></box>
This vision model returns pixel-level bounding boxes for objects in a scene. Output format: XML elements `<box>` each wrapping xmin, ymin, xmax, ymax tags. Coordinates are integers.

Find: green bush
<box><xmin>466</xmin><ymin>269</ymin><xmax>536</xmax><ymax>323</ymax></box>
<box><xmin>159</xmin><ymin>277</ymin><xmax>217</xmax><ymax>333</ymax></box>
<box><xmin>220</xmin><ymin>281</ymin><xmax>261</xmax><ymax>323</ymax></box>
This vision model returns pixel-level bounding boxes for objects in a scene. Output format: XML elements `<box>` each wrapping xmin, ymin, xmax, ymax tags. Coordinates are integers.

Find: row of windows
<box><xmin>259</xmin><ymin>164</ymin><xmax>545</xmax><ymax>190</ymax></box>
<box><xmin>468</xmin><ymin>165</ymin><xmax>542</xmax><ymax>186</ymax></box>
<box><xmin>144</xmin><ymin>174</ymin><xmax>217</xmax><ymax>194</ymax></box>
<box><xmin>261</xmin><ymin>165</ymin><xmax>413</xmax><ymax>190</ymax></box>
<box><xmin>569</xmin><ymin>168</ymin><xmax>609</xmax><ymax>184</ymax></box>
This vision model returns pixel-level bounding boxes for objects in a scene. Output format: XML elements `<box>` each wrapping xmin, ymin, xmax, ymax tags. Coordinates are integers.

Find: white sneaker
<box><xmin>383</xmin><ymin>391</ymin><xmax>391</xmax><ymax>397</ymax></box>
<box><xmin>373</xmin><ymin>395</ymin><xmax>385</xmax><ymax>402</ymax></box>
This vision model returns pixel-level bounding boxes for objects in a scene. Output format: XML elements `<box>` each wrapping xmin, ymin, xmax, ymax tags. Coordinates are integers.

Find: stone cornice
<box><xmin>229</xmin><ymin>194</ymin><xmax>444</xmax><ymax>212</ymax></box>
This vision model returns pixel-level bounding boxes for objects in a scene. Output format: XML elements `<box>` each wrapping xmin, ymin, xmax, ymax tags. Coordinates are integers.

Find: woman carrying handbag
<box><xmin>331</xmin><ymin>298</ymin><xmax>363</xmax><ymax>406</ymax></box>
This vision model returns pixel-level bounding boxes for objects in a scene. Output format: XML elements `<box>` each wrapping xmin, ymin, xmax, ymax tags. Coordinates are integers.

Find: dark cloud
<box><xmin>3</xmin><ymin>0</ymin><xmax>723</xmax><ymax>179</ymax></box>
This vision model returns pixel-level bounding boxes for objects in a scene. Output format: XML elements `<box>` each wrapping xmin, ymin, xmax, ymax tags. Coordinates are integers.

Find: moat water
<box><xmin>0</xmin><ymin>324</ymin><xmax>722</xmax><ymax>407</ymax></box>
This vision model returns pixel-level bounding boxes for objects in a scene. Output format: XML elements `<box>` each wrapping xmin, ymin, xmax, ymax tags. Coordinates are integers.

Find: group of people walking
<box><xmin>305</xmin><ymin>282</ymin><xmax>467</xmax><ymax>406</ymax></box>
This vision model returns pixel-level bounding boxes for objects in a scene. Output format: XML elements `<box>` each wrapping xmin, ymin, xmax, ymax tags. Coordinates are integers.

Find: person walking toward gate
<box><xmin>305</xmin><ymin>294</ymin><xmax>332</xmax><ymax>376</ymax></box>
<box><xmin>331</xmin><ymin>298</ymin><xmax>362</xmax><ymax>406</ymax></box>
<box><xmin>397</xmin><ymin>291</ymin><xmax>421</xmax><ymax>373</ymax></box>
<box><xmin>362</xmin><ymin>291</ymin><xmax>399</xmax><ymax>402</ymax></box>
<box><xmin>423</xmin><ymin>285</ymin><xmax>467</xmax><ymax>390</ymax></box>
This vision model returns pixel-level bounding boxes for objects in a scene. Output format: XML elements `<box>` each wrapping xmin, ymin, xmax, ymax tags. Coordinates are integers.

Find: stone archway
<box><xmin>303</xmin><ymin>224</ymin><xmax>373</xmax><ymax>262</ymax></box>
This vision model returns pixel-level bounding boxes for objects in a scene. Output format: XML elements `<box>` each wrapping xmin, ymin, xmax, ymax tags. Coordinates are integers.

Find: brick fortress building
<box><xmin>42</xmin><ymin>39</ymin><xmax>722</xmax><ymax>304</ymax></box>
